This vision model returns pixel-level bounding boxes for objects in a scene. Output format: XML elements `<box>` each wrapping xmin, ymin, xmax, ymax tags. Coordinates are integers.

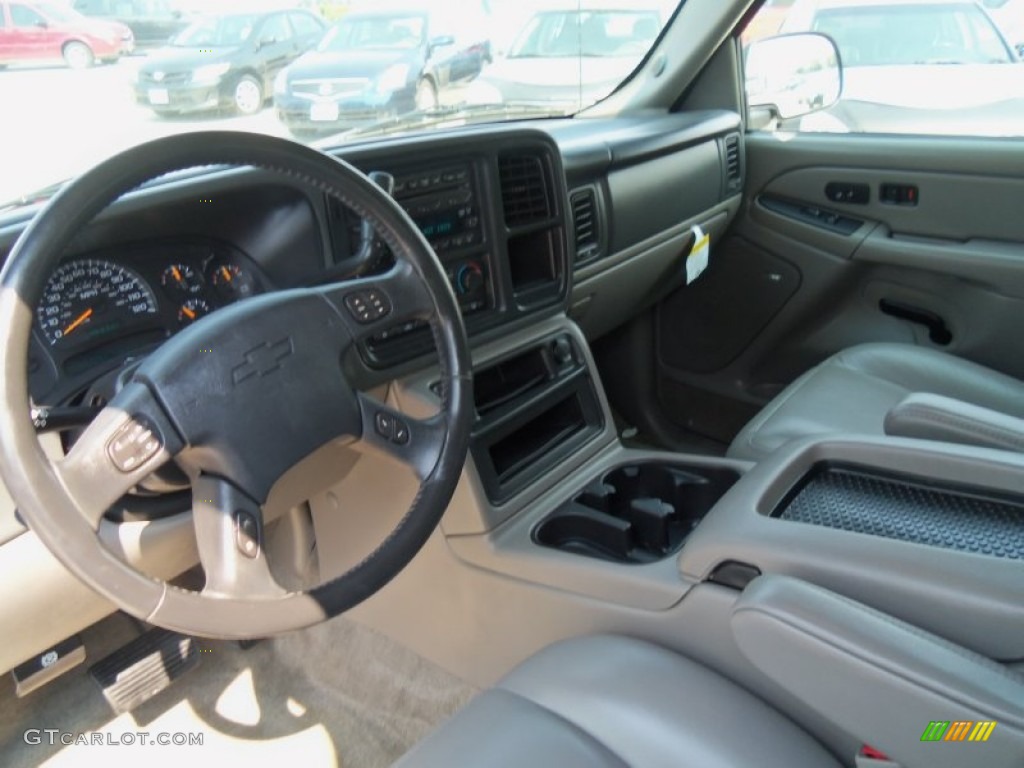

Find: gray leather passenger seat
<box><xmin>396</xmin><ymin>631</ymin><xmax>843</xmax><ymax>768</ymax></box>
<box><xmin>728</xmin><ymin>343</ymin><xmax>1024</xmax><ymax>461</ymax></box>
<box><xmin>398</xmin><ymin>576</ymin><xmax>1024</xmax><ymax>767</ymax></box>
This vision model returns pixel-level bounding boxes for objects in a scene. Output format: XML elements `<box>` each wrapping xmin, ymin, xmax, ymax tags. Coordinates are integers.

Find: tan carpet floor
<box><xmin>0</xmin><ymin>613</ymin><xmax>477</xmax><ymax>767</ymax></box>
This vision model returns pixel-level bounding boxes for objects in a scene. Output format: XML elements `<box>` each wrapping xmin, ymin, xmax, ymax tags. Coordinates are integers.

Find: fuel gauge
<box><xmin>178</xmin><ymin>298</ymin><xmax>211</xmax><ymax>325</ymax></box>
<box><xmin>210</xmin><ymin>262</ymin><xmax>256</xmax><ymax>302</ymax></box>
<box><xmin>161</xmin><ymin>264</ymin><xmax>203</xmax><ymax>299</ymax></box>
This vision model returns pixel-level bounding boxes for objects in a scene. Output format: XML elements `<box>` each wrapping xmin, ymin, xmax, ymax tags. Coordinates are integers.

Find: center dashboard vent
<box><xmin>499</xmin><ymin>153</ymin><xmax>553</xmax><ymax>227</ymax></box>
<box><xmin>570</xmin><ymin>187</ymin><xmax>600</xmax><ymax>264</ymax></box>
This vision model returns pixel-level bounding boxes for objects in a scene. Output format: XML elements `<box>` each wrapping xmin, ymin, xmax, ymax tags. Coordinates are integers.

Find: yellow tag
<box><xmin>687</xmin><ymin>226</ymin><xmax>710</xmax><ymax>285</ymax></box>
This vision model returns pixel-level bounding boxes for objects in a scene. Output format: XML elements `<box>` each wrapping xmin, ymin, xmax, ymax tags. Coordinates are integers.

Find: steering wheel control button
<box><xmin>106</xmin><ymin>417</ymin><xmax>162</xmax><ymax>473</ymax></box>
<box><xmin>344</xmin><ymin>289</ymin><xmax>392</xmax><ymax>324</ymax></box>
<box><xmin>234</xmin><ymin>511</ymin><xmax>260</xmax><ymax>559</ymax></box>
<box><xmin>375</xmin><ymin>411</ymin><xmax>411</xmax><ymax>445</ymax></box>
<box><xmin>375</xmin><ymin>411</ymin><xmax>396</xmax><ymax>439</ymax></box>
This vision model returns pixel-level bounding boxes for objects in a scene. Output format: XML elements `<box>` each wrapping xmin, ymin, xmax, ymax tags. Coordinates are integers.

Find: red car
<box><xmin>0</xmin><ymin>1</ymin><xmax>133</xmax><ymax>69</ymax></box>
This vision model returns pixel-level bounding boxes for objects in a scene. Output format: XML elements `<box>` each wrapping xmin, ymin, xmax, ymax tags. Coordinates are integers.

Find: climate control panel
<box><xmin>446</xmin><ymin>258</ymin><xmax>489</xmax><ymax>314</ymax></box>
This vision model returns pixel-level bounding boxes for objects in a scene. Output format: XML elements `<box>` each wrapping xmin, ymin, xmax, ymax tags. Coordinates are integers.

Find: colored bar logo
<box><xmin>921</xmin><ymin>721</ymin><xmax>997</xmax><ymax>742</ymax></box>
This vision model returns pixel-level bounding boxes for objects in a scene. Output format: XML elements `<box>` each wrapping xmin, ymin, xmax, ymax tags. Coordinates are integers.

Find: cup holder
<box><xmin>535</xmin><ymin>462</ymin><xmax>740</xmax><ymax>563</ymax></box>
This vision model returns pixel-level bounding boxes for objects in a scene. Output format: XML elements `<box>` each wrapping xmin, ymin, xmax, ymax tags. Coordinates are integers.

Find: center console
<box><xmin>678</xmin><ymin>436</ymin><xmax>1024</xmax><ymax>660</ymax></box>
<box><xmin>391</xmin><ymin>313</ymin><xmax>1024</xmax><ymax>660</ymax></box>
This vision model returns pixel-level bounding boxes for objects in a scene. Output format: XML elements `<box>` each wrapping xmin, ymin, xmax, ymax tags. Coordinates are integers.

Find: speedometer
<box><xmin>37</xmin><ymin>259</ymin><xmax>159</xmax><ymax>348</ymax></box>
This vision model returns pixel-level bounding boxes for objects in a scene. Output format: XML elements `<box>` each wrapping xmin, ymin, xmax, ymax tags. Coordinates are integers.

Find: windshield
<box><xmin>0</xmin><ymin>1</ymin><xmax>677</xmax><ymax>209</ymax></box>
<box><xmin>171</xmin><ymin>14</ymin><xmax>259</xmax><ymax>47</ymax></box>
<box><xmin>319</xmin><ymin>15</ymin><xmax>427</xmax><ymax>52</ymax></box>
<box><xmin>37</xmin><ymin>3</ymin><xmax>83</xmax><ymax>23</ymax></box>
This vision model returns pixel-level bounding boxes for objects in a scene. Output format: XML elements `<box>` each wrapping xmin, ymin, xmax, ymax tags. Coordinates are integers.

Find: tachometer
<box><xmin>37</xmin><ymin>259</ymin><xmax>158</xmax><ymax>348</ymax></box>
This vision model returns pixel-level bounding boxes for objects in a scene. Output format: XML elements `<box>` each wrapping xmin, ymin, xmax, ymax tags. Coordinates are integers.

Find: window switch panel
<box><xmin>825</xmin><ymin>182</ymin><xmax>870</xmax><ymax>204</ymax></box>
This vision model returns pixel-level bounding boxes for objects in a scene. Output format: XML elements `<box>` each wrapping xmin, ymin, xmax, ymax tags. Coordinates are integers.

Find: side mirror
<box><xmin>34</xmin><ymin>20</ymin><xmax>49</xmax><ymax>29</ymax></box>
<box><xmin>745</xmin><ymin>32</ymin><xmax>842</xmax><ymax>121</ymax></box>
<box><xmin>257</xmin><ymin>36</ymin><xmax>277</xmax><ymax>50</ymax></box>
<box><xmin>1016</xmin><ymin>42</ymin><xmax>1023</xmax><ymax>59</ymax></box>
<box><xmin>429</xmin><ymin>35</ymin><xmax>455</xmax><ymax>50</ymax></box>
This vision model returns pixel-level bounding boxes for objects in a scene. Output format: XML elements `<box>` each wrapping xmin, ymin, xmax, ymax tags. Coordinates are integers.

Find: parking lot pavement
<box><xmin>0</xmin><ymin>58</ymin><xmax>287</xmax><ymax>206</ymax></box>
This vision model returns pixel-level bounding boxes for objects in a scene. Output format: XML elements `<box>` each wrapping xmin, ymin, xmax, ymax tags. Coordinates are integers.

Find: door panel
<box><xmin>649</xmin><ymin>132</ymin><xmax>1024</xmax><ymax>445</ymax></box>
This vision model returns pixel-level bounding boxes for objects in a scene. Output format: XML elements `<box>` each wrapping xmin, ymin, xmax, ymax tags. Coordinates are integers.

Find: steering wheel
<box><xmin>0</xmin><ymin>132</ymin><xmax>473</xmax><ymax>638</ymax></box>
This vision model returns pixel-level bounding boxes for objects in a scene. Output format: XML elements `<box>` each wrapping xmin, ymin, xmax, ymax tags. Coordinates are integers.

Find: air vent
<box><xmin>499</xmin><ymin>154</ymin><xmax>552</xmax><ymax>227</ymax></box>
<box><xmin>724</xmin><ymin>133</ymin><xmax>742</xmax><ymax>193</ymax></box>
<box><xmin>570</xmin><ymin>188</ymin><xmax>600</xmax><ymax>264</ymax></box>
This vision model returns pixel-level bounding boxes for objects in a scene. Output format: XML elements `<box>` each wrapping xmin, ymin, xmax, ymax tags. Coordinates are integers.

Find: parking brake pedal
<box><xmin>89</xmin><ymin>628</ymin><xmax>199</xmax><ymax>715</ymax></box>
<box><xmin>12</xmin><ymin>635</ymin><xmax>86</xmax><ymax>697</ymax></box>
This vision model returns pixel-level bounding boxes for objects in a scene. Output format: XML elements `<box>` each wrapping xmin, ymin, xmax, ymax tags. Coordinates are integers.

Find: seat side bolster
<box><xmin>885</xmin><ymin>392</ymin><xmax>1024</xmax><ymax>452</ymax></box>
<box><xmin>394</xmin><ymin>688</ymin><xmax>628</xmax><ymax>768</ymax></box>
<box><xmin>732</xmin><ymin>575</ymin><xmax>1024</xmax><ymax>768</ymax></box>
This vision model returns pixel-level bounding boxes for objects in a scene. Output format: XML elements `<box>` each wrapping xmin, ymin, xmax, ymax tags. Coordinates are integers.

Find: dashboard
<box><xmin>0</xmin><ymin>110</ymin><xmax>744</xmax><ymax>675</ymax></box>
<box><xmin>5</xmin><ymin>111</ymin><xmax>743</xmax><ymax>422</ymax></box>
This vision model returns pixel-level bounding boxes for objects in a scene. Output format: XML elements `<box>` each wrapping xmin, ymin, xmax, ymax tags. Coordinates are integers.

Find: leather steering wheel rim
<box><xmin>0</xmin><ymin>132</ymin><xmax>473</xmax><ymax>638</ymax></box>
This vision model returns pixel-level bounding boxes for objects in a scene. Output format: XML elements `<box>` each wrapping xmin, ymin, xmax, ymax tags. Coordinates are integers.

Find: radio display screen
<box><xmin>417</xmin><ymin>213</ymin><xmax>458</xmax><ymax>239</ymax></box>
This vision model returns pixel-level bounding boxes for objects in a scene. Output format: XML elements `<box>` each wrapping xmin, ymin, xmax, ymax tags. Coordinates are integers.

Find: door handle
<box><xmin>879</xmin><ymin>299</ymin><xmax>952</xmax><ymax>345</ymax></box>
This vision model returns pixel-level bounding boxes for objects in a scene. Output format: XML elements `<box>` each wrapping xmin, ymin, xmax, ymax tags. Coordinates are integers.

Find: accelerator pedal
<box><xmin>89</xmin><ymin>628</ymin><xmax>199</xmax><ymax>715</ymax></box>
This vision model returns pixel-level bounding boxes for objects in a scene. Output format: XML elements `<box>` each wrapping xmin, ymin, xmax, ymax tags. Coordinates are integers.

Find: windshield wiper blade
<box><xmin>320</xmin><ymin>103</ymin><xmax>569</xmax><ymax>142</ymax></box>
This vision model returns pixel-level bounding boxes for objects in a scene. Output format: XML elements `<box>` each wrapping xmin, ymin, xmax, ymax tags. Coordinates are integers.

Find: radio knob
<box><xmin>455</xmin><ymin>262</ymin><xmax>484</xmax><ymax>295</ymax></box>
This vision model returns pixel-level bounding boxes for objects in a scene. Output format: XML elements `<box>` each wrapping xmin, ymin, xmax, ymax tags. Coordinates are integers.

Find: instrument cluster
<box><xmin>31</xmin><ymin>239</ymin><xmax>268</xmax><ymax>402</ymax></box>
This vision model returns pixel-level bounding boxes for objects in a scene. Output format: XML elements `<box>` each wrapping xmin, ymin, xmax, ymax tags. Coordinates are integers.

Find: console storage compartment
<box><xmin>774</xmin><ymin>462</ymin><xmax>1024</xmax><ymax>560</ymax></box>
<box><xmin>470</xmin><ymin>334</ymin><xmax>604</xmax><ymax>504</ymax></box>
<box><xmin>536</xmin><ymin>461</ymin><xmax>740</xmax><ymax>563</ymax></box>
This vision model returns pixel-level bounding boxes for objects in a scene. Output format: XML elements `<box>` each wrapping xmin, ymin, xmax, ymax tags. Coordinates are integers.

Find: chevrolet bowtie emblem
<box><xmin>231</xmin><ymin>337</ymin><xmax>294</xmax><ymax>385</ymax></box>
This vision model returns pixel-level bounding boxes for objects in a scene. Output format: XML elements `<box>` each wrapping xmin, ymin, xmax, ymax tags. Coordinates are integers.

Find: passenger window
<box><xmin>259</xmin><ymin>14</ymin><xmax>292</xmax><ymax>45</ymax></box>
<box><xmin>741</xmin><ymin>0</ymin><xmax>1024</xmax><ymax>137</ymax></box>
<box><xmin>11</xmin><ymin>5</ymin><xmax>46</xmax><ymax>27</ymax></box>
<box><xmin>289</xmin><ymin>12</ymin><xmax>321</xmax><ymax>39</ymax></box>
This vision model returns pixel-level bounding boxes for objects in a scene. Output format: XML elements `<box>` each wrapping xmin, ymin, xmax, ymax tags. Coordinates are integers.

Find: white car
<box><xmin>779</xmin><ymin>0</ymin><xmax>1024</xmax><ymax>135</ymax></box>
<box><xmin>468</xmin><ymin>3</ymin><xmax>667</xmax><ymax>112</ymax></box>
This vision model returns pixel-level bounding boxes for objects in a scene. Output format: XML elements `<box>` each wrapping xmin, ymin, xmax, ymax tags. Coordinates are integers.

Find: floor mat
<box><xmin>0</xmin><ymin>613</ymin><xmax>477</xmax><ymax>768</ymax></box>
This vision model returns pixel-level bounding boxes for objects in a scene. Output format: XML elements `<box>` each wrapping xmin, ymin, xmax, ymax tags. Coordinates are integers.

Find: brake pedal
<box><xmin>89</xmin><ymin>628</ymin><xmax>199</xmax><ymax>715</ymax></box>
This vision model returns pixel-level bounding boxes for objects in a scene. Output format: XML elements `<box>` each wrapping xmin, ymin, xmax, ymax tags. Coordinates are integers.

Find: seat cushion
<box><xmin>728</xmin><ymin>343</ymin><xmax>1024</xmax><ymax>461</ymax></box>
<box><xmin>396</xmin><ymin>635</ymin><xmax>842</xmax><ymax>768</ymax></box>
